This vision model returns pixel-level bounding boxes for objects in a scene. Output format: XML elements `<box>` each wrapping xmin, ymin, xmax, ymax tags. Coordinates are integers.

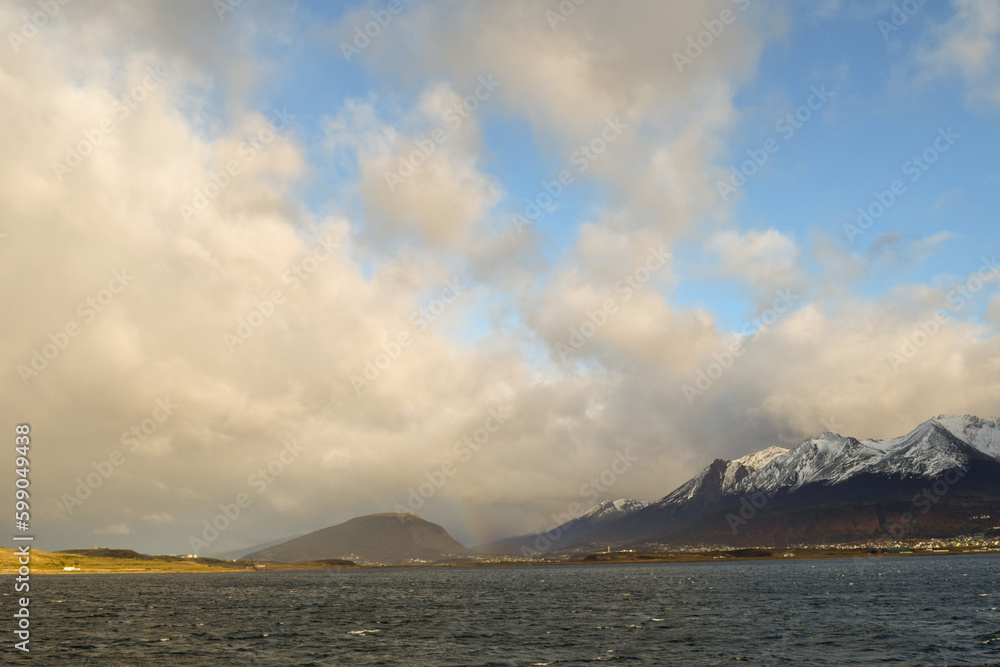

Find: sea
<box><xmin>6</xmin><ymin>554</ymin><xmax>999</xmax><ymax>665</ymax></box>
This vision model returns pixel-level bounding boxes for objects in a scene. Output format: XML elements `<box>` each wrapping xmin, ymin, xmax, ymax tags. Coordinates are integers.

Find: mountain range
<box><xmin>537</xmin><ymin>414</ymin><xmax>1000</xmax><ymax>552</ymax></box>
<box><xmin>236</xmin><ymin>415</ymin><xmax>1000</xmax><ymax>564</ymax></box>
<box><xmin>480</xmin><ymin>497</ymin><xmax>649</xmax><ymax>555</ymax></box>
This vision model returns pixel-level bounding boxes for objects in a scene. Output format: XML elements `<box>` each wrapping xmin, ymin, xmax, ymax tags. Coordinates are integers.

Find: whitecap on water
<box><xmin>348</xmin><ymin>629</ymin><xmax>380</xmax><ymax>636</ymax></box>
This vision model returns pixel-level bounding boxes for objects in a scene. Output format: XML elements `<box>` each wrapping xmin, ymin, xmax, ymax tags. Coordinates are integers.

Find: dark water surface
<box><xmin>4</xmin><ymin>555</ymin><xmax>1000</xmax><ymax>665</ymax></box>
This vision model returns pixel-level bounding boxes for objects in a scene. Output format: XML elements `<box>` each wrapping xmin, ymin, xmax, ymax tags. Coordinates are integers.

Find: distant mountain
<box><xmin>573</xmin><ymin>416</ymin><xmax>1000</xmax><ymax>549</ymax></box>
<box><xmin>479</xmin><ymin>498</ymin><xmax>648</xmax><ymax>555</ymax></box>
<box><xmin>561</xmin><ymin>498</ymin><xmax>649</xmax><ymax>531</ymax></box>
<box><xmin>245</xmin><ymin>513</ymin><xmax>470</xmax><ymax>564</ymax></box>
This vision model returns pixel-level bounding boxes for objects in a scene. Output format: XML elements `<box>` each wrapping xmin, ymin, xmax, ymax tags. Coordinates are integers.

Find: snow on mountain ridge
<box><xmin>862</xmin><ymin>421</ymin><xmax>977</xmax><ymax>478</ymax></box>
<box><xmin>733</xmin><ymin>417</ymin><xmax>999</xmax><ymax>496</ymax></box>
<box><xmin>859</xmin><ymin>415</ymin><xmax>1000</xmax><ymax>459</ymax></box>
<box><xmin>735</xmin><ymin>434</ymin><xmax>882</xmax><ymax>493</ymax></box>
<box><xmin>611</xmin><ymin>498</ymin><xmax>646</xmax><ymax>513</ymax></box>
<box><xmin>735</xmin><ymin>446</ymin><xmax>789</xmax><ymax>471</ymax></box>
<box><xmin>651</xmin><ymin>446</ymin><xmax>791</xmax><ymax>508</ymax></box>
<box><xmin>579</xmin><ymin>498</ymin><xmax>648</xmax><ymax>522</ymax></box>
<box><xmin>651</xmin><ymin>416</ymin><xmax>999</xmax><ymax>508</ymax></box>
<box><xmin>934</xmin><ymin>414</ymin><xmax>1000</xmax><ymax>460</ymax></box>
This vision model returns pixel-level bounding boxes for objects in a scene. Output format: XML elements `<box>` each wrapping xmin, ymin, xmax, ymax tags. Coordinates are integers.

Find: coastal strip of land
<box><xmin>1</xmin><ymin>545</ymin><xmax>997</xmax><ymax>574</ymax></box>
<box><xmin>0</xmin><ymin>548</ymin><xmax>355</xmax><ymax>574</ymax></box>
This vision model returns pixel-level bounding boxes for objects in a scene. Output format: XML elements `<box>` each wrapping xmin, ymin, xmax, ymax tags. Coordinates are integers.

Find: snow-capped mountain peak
<box><xmin>726</xmin><ymin>416</ymin><xmax>1000</xmax><ymax>497</ymax></box>
<box><xmin>610</xmin><ymin>498</ymin><xmax>645</xmax><ymax>513</ymax></box>
<box><xmin>574</xmin><ymin>415</ymin><xmax>1000</xmax><ymax>549</ymax></box>
<box><xmin>858</xmin><ymin>418</ymin><xmax>985</xmax><ymax>478</ymax></box>
<box><xmin>934</xmin><ymin>414</ymin><xmax>1000</xmax><ymax>460</ymax></box>
<box><xmin>650</xmin><ymin>447</ymin><xmax>791</xmax><ymax>510</ymax></box>
<box><xmin>739</xmin><ymin>433</ymin><xmax>881</xmax><ymax>492</ymax></box>
<box><xmin>578</xmin><ymin>498</ymin><xmax>648</xmax><ymax>522</ymax></box>
<box><xmin>735</xmin><ymin>446</ymin><xmax>789</xmax><ymax>471</ymax></box>
<box><xmin>642</xmin><ymin>415</ymin><xmax>1000</xmax><ymax>520</ymax></box>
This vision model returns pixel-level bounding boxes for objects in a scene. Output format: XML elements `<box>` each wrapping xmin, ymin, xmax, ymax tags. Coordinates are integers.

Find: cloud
<box><xmin>706</xmin><ymin>228</ymin><xmax>804</xmax><ymax>294</ymax></box>
<box><xmin>986</xmin><ymin>294</ymin><xmax>1000</xmax><ymax>322</ymax></box>
<box><xmin>95</xmin><ymin>523</ymin><xmax>133</xmax><ymax>536</ymax></box>
<box><xmin>338</xmin><ymin>0</ymin><xmax>782</xmax><ymax>235</ymax></box>
<box><xmin>867</xmin><ymin>232</ymin><xmax>905</xmax><ymax>258</ymax></box>
<box><xmin>916</xmin><ymin>0</ymin><xmax>1000</xmax><ymax>106</ymax></box>
<box><xmin>866</xmin><ymin>231</ymin><xmax>955</xmax><ymax>265</ymax></box>
<box><xmin>907</xmin><ymin>231</ymin><xmax>956</xmax><ymax>257</ymax></box>
<box><xmin>931</xmin><ymin>188</ymin><xmax>961</xmax><ymax>212</ymax></box>
<box><xmin>326</xmin><ymin>82</ymin><xmax>504</xmax><ymax>249</ymax></box>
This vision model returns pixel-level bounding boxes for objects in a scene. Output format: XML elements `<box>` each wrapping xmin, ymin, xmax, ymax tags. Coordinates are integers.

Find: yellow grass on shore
<box><xmin>0</xmin><ymin>547</ymin><xmax>356</xmax><ymax>574</ymax></box>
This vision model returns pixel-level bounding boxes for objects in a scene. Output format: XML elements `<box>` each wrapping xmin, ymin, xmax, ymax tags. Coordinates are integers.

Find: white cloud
<box><xmin>326</xmin><ymin>86</ymin><xmax>502</xmax><ymax>249</ymax></box>
<box><xmin>931</xmin><ymin>188</ymin><xmax>961</xmax><ymax>212</ymax></box>
<box><xmin>986</xmin><ymin>294</ymin><xmax>1000</xmax><ymax>322</ymax></box>
<box><xmin>707</xmin><ymin>228</ymin><xmax>803</xmax><ymax>293</ymax></box>
<box><xmin>907</xmin><ymin>231</ymin><xmax>956</xmax><ymax>257</ymax></box>
<box><xmin>917</xmin><ymin>0</ymin><xmax>1000</xmax><ymax>106</ymax></box>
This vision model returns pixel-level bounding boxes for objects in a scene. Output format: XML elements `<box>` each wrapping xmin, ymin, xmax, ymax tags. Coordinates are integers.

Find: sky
<box><xmin>1</xmin><ymin>0</ymin><xmax>998</xmax><ymax>554</ymax></box>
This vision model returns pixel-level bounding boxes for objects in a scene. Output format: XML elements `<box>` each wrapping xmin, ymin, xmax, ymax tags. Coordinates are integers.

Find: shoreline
<box><xmin>3</xmin><ymin>545</ymin><xmax>998</xmax><ymax>574</ymax></box>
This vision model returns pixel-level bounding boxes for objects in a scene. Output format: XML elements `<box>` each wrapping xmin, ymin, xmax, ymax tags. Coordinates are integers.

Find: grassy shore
<box><xmin>0</xmin><ymin>547</ymin><xmax>355</xmax><ymax>574</ymax></box>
